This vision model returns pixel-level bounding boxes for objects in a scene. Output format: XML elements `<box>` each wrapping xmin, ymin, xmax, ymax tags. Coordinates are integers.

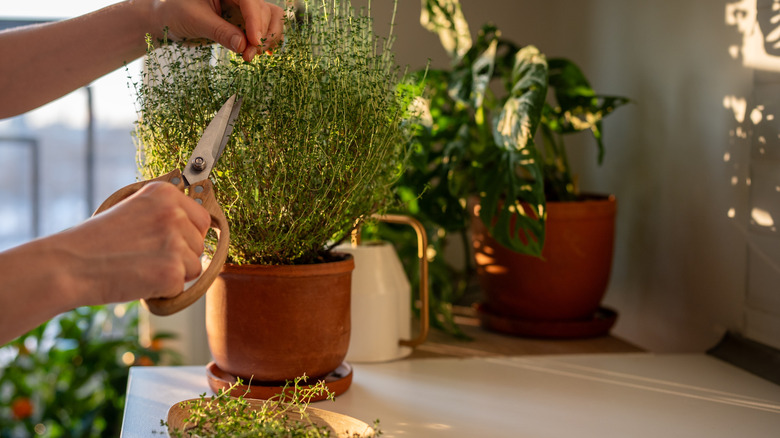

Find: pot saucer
<box><xmin>477</xmin><ymin>304</ymin><xmax>618</xmax><ymax>339</ymax></box>
<box><xmin>206</xmin><ymin>361</ymin><xmax>353</xmax><ymax>401</ymax></box>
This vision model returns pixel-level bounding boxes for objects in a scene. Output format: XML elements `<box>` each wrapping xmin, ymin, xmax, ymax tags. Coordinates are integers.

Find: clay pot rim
<box><xmin>545</xmin><ymin>193</ymin><xmax>616</xmax><ymax>219</ymax></box>
<box><xmin>222</xmin><ymin>252</ymin><xmax>354</xmax><ymax>278</ymax></box>
<box><xmin>547</xmin><ymin>193</ymin><xmax>615</xmax><ymax>204</ymax></box>
<box><xmin>468</xmin><ymin>193</ymin><xmax>616</xmax><ymax>220</ymax></box>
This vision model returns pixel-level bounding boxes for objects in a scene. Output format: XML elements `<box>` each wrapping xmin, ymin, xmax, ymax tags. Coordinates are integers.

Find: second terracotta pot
<box><xmin>471</xmin><ymin>195</ymin><xmax>616</xmax><ymax>321</ymax></box>
<box><xmin>206</xmin><ymin>255</ymin><xmax>354</xmax><ymax>383</ymax></box>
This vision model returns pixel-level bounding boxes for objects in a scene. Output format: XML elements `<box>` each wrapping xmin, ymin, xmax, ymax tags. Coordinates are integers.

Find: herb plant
<box><xmin>134</xmin><ymin>0</ymin><xmax>417</xmax><ymax>265</ymax></box>
<box><xmin>164</xmin><ymin>376</ymin><xmax>378</xmax><ymax>437</ymax></box>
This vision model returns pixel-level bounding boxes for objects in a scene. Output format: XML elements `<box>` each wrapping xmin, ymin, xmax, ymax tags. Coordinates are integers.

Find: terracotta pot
<box><xmin>471</xmin><ymin>195</ymin><xmax>616</xmax><ymax>322</ymax></box>
<box><xmin>206</xmin><ymin>255</ymin><xmax>354</xmax><ymax>383</ymax></box>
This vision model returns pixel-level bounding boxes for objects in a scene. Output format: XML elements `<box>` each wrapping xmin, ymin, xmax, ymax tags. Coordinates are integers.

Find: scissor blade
<box><xmin>182</xmin><ymin>94</ymin><xmax>243</xmax><ymax>185</ymax></box>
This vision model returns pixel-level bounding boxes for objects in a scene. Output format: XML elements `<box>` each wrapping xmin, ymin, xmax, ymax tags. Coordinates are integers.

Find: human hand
<box><xmin>58</xmin><ymin>182</ymin><xmax>212</xmax><ymax>305</ymax></box>
<box><xmin>148</xmin><ymin>0</ymin><xmax>285</xmax><ymax>62</ymax></box>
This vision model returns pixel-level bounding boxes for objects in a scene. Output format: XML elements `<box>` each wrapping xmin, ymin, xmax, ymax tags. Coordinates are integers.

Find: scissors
<box><xmin>93</xmin><ymin>95</ymin><xmax>242</xmax><ymax>316</ymax></box>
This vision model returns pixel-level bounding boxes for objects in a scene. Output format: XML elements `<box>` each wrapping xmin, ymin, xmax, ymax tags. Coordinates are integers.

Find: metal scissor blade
<box><xmin>182</xmin><ymin>94</ymin><xmax>243</xmax><ymax>185</ymax></box>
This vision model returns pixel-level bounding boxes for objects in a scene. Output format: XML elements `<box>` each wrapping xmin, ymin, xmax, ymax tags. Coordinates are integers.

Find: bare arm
<box><xmin>0</xmin><ymin>0</ymin><xmax>284</xmax><ymax>344</ymax></box>
<box><xmin>0</xmin><ymin>0</ymin><xmax>284</xmax><ymax>118</ymax></box>
<box><xmin>0</xmin><ymin>183</ymin><xmax>211</xmax><ymax>345</ymax></box>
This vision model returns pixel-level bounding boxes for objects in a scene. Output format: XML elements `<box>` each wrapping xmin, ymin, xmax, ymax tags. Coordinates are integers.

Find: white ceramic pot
<box><xmin>337</xmin><ymin>214</ymin><xmax>429</xmax><ymax>363</ymax></box>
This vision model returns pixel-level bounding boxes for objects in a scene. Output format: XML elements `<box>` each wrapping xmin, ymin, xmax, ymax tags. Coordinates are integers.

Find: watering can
<box><xmin>336</xmin><ymin>214</ymin><xmax>429</xmax><ymax>362</ymax></box>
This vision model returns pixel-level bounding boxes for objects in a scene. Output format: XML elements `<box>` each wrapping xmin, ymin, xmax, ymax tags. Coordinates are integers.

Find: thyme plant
<box><xmin>164</xmin><ymin>376</ymin><xmax>379</xmax><ymax>437</ymax></box>
<box><xmin>134</xmin><ymin>0</ymin><xmax>416</xmax><ymax>265</ymax></box>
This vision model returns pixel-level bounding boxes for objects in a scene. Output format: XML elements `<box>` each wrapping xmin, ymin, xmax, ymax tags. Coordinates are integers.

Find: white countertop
<box><xmin>121</xmin><ymin>353</ymin><xmax>780</xmax><ymax>437</ymax></box>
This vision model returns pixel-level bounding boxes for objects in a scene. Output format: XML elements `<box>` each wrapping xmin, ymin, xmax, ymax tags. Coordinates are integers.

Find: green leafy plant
<box><xmin>0</xmin><ymin>304</ymin><xmax>179</xmax><ymax>437</ymax></box>
<box><xmin>370</xmin><ymin>0</ymin><xmax>629</xmax><ymax>335</ymax></box>
<box><xmin>164</xmin><ymin>376</ymin><xmax>379</xmax><ymax>437</ymax></box>
<box><xmin>539</xmin><ymin>59</ymin><xmax>630</xmax><ymax>202</ymax></box>
<box><xmin>410</xmin><ymin>0</ymin><xmax>629</xmax><ymax>254</ymax></box>
<box><xmin>134</xmin><ymin>0</ymin><xmax>418</xmax><ymax>265</ymax></box>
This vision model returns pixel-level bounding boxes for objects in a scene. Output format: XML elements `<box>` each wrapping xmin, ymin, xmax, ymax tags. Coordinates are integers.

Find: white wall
<box><xmin>579</xmin><ymin>0</ymin><xmax>753</xmax><ymax>352</ymax></box>
<box><xmin>367</xmin><ymin>0</ymin><xmax>766</xmax><ymax>352</ymax></box>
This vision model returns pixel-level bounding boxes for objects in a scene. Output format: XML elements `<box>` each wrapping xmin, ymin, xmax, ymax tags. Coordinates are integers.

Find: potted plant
<box><xmin>133</xmin><ymin>0</ymin><xmax>417</xmax><ymax>394</ymax></box>
<box><xmin>381</xmin><ymin>0</ymin><xmax>629</xmax><ymax>338</ymax></box>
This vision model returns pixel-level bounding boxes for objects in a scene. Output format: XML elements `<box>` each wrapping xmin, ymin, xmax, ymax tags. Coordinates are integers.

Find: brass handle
<box><xmin>372</xmin><ymin>213</ymin><xmax>430</xmax><ymax>348</ymax></box>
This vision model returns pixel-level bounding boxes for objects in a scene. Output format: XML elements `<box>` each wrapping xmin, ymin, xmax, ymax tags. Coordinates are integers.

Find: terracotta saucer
<box><xmin>206</xmin><ymin>361</ymin><xmax>353</xmax><ymax>401</ymax></box>
<box><xmin>477</xmin><ymin>304</ymin><xmax>618</xmax><ymax>339</ymax></box>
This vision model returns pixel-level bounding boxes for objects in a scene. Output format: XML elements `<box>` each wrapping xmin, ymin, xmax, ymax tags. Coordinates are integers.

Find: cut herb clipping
<box><xmin>162</xmin><ymin>376</ymin><xmax>379</xmax><ymax>437</ymax></box>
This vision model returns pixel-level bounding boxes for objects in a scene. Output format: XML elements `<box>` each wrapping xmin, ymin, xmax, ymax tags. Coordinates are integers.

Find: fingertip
<box><xmin>243</xmin><ymin>45</ymin><xmax>259</xmax><ymax>62</ymax></box>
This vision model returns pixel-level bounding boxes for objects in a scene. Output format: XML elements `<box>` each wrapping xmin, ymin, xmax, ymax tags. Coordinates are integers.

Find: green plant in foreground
<box><xmin>0</xmin><ymin>304</ymin><xmax>179</xmax><ymax>437</ymax></box>
<box><xmin>134</xmin><ymin>0</ymin><xmax>419</xmax><ymax>265</ymax></box>
<box><xmin>163</xmin><ymin>376</ymin><xmax>380</xmax><ymax>437</ymax></box>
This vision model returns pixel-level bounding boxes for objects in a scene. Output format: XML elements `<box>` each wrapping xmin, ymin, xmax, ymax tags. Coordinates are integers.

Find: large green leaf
<box><xmin>446</xmin><ymin>24</ymin><xmax>500</xmax><ymax>110</ymax></box>
<box><xmin>420</xmin><ymin>0</ymin><xmax>473</xmax><ymax>62</ymax></box>
<box><xmin>477</xmin><ymin>45</ymin><xmax>548</xmax><ymax>256</ymax></box>
<box><xmin>546</xmin><ymin>57</ymin><xmax>631</xmax><ymax>164</ymax></box>
<box><xmin>470</xmin><ymin>37</ymin><xmax>498</xmax><ymax>109</ymax></box>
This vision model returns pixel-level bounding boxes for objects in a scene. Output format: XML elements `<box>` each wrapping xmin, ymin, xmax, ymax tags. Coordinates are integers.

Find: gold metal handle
<box><xmin>372</xmin><ymin>214</ymin><xmax>430</xmax><ymax>348</ymax></box>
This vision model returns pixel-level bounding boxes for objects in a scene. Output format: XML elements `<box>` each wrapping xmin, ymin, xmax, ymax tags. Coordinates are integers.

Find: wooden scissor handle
<box><xmin>93</xmin><ymin>170</ymin><xmax>187</xmax><ymax>213</ymax></box>
<box><xmin>93</xmin><ymin>169</ymin><xmax>230</xmax><ymax>316</ymax></box>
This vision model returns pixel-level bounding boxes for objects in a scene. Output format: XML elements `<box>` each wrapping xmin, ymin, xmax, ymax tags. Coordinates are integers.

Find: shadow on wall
<box><xmin>726</xmin><ymin>0</ymin><xmax>780</xmax><ymax>350</ymax></box>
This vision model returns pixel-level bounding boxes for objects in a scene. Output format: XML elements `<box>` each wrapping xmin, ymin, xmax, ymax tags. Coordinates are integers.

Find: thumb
<box><xmin>206</xmin><ymin>18</ymin><xmax>248</xmax><ymax>53</ymax></box>
<box><xmin>208</xmin><ymin>2</ymin><xmax>252</xmax><ymax>54</ymax></box>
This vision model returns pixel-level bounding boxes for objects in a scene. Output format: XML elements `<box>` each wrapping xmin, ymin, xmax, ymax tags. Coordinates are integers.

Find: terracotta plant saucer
<box><xmin>477</xmin><ymin>304</ymin><xmax>618</xmax><ymax>339</ymax></box>
<box><xmin>206</xmin><ymin>361</ymin><xmax>353</xmax><ymax>401</ymax></box>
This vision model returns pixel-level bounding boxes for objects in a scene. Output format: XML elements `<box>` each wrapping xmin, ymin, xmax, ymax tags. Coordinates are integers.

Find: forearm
<box><xmin>0</xmin><ymin>182</ymin><xmax>210</xmax><ymax>345</ymax></box>
<box><xmin>0</xmin><ymin>0</ymin><xmax>155</xmax><ymax>118</ymax></box>
<box><xmin>0</xmin><ymin>238</ymin><xmax>90</xmax><ymax>345</ymax></box>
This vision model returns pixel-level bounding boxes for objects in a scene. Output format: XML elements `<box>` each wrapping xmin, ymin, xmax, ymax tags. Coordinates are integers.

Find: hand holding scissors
<box><xmin>94</xmin><ymin>95</ymin><xmax>242</xmax><ymax>316</ymax></box>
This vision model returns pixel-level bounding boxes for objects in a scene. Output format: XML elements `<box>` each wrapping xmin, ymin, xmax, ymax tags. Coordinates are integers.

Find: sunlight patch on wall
<box><xmin>751</xmin><ymin>105</ymin><xmax>765</xmax><ymax>124</ymax></box>
<box><xmin>726</xmin><ymin>1</ymin><xmax>780</xmax><ymax>350</ymax></box>
<box><xmin>723</xmin><ymin>95</ymin><xmax>747</xmax><ymax>122</ymax></box>
<box><xmin>727</xmin><ymin>0</ymin><xmax>780</xmax><ymax>71</ymax></box>
<box><xmin>751</xmin><ymin>207</ymin><xmax>775</xmax><ymax>228</ymax></box>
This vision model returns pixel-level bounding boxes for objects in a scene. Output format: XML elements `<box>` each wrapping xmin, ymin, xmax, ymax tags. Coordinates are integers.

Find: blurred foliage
<box><xmin>0</xmin><ymin>304</ymin><xmax>179</xmax><ymax>437</ymax></box>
